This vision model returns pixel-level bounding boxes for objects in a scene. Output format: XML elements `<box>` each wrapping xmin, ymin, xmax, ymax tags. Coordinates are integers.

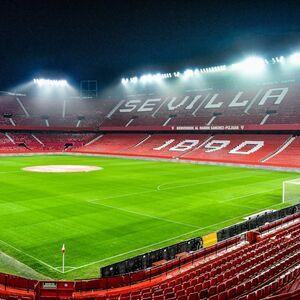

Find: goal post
<box><xmin>282</xmin><ymin>179</ymin><xmax>300</xmax><ymax>204</ymax></box>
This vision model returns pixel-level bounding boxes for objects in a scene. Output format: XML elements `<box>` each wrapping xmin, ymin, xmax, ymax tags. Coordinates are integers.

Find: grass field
<box><xmin>0</xmin><ymin>154</ymin><xmax>298</xmax><ymax>280</ymax></box>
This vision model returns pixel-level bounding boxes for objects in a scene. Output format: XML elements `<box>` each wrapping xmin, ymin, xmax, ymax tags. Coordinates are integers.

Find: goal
<box><xmin>282</xmin><ymin>179</ymin><xmax>300</xmax><ymax>204</ymax></box>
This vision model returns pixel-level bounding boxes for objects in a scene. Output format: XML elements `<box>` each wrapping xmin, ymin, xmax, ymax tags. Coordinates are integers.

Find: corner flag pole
<box><xmin>62</xmin><ymin>244</ymin><xmax>65</xmax><ymax>274</ymax></box>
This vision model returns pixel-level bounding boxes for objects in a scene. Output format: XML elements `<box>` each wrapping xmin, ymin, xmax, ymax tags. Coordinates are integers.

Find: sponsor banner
<box><xmin>0</xmin><ymin>124</ymin><xmax>299</xmax><ymax>132</ymax></box>
<box><xmin>42</xmin><ymin>282</ymin><xmax>57</xmax><ymax>289</ymax></box>
<box><xmin>176</xmin><ymin>125</ymin><xmax>243</xmax><ymax>131</ymax></box>
<box><xmin>98</xmin><ymin>124</ymin><xmax>300</xmax><ymax>132</ymax></box>
<box><xmin>176</xmin><ymin>124</ymin><xmax>300</xmax><ymax>131</ymax></box>
<box><xmin>202</xmin><ymin>232</ymin><xmax>218</xmax><ymax>248</ymax></box>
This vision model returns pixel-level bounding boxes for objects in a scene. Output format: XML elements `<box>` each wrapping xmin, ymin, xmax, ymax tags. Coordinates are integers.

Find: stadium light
<box><xmin>231</xmin><ymin>56</ymin><xmax>266</xmax><ymax>73</ymax></box>
<box><xmin>140</xmin><ymin>74</ymin><xmax>153</xmax><ymax>83</ymax></box>
<box><xmin>271</xmin><ymin>56</ymin><xmax>285</xmax><ymax>64</ymax></box>
<box><xmin>183</xmin><ymin>69</ymin><xmax>194</xmax><ymax>78</ymax></box>
<box><xmin>33</xmin><ymin>78</ymin><xmax>68</xmax><ymax>87</ymax></box>
<box><xmin>289</xmin><ymin>53</ymin><xmax>300</xmax><ymax>65</ymax></box>
<box><xmin>200</xmin><ymin>65</ymin><xmax>227</xmax><ymax>73</ymax></box>
<box><xmin>120</xmin><ymin>52</ymin><xmax>293</xmax><ymax>84</ymax></box>
<box><xmin>130</xmin><ymin>77</ymin><xmax>138</xmax><ymax>83</ymax></box>
<box><xmin>121</xmin><ymin>78</ymin><xmax>129</xmax><ymax>84</ymax></box>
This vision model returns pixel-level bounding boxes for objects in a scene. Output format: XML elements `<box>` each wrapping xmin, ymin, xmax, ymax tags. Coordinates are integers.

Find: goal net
<box><xmin>283</xmin><ymin>179</ymin><xmax>300</xmax><ymax>204</ymax></box>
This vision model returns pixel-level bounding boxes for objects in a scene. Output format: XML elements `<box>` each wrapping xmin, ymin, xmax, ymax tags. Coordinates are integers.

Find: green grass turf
<box><xmin>0</xmin><ymin>154</ymin><xmax>298</xmax><ymax>280</ymax></box>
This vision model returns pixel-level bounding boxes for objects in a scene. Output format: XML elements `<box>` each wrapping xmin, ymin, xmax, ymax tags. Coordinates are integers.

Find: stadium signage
<box><xmin>154</xmin><ymin>139</ymin><xmax>265</xmax><ymax>154</ymax></box>
<box><xmin>176</xmin><ymin>125</ymin><xmax>243</xmax><ymax>130</ymax></box>
<box><xmin>119</xmin><ymin>87</ymin><xmax>288</xmax><ymax>113</ymax></box>
<box><xmin>42</xmin><ymin>282</ymin><xmax>57</xmax><ymax>289</ymax></box>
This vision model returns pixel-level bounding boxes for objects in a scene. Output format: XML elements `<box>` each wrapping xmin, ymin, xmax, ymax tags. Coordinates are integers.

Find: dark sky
<box><xmin>1</xmin><ymin>0</ymin><xmax>300</xmax><ymax>90</ymax></box>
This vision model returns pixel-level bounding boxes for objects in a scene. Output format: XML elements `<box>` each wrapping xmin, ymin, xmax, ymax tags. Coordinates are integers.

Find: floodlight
<box><xmin>121</xmin><ymin>78</ymin><xmax>129</xmax><ymax>84</ymax></box>
<box><xmin>194</xmin><ymin>69</ymin><xmax>200</xmax><ymax>75</ymax></box>
<box><xmin>140</xmin><ymin>74</ymin><xmax>151</xmax><ymax>83</ymax></box>
<box><xmin>33</xmin><ymin>78</ymin><xmax>68</xmax><ymax>87</ymax></box>
<box><xmin>130</xmin><ymin>77</ymin><xmax>138</xmax><ymax>83</ymax></box>
<box><xmin>140</xmin><ymin>74</ymin><xmax>159</xmax><ymax>83</ymax></box>
<box><xmin>152</xmin><ymin>73</ymin><xmax>163</xmax><ymax>81</ymax></box>
<box><xmin>271</xmin><ymin>56</ymin><xmax>284</xmax><ymax>64</ymax></box>
<box><xmin>231</xmin><ymin>57</ymin><xmax>266</xmax><ymax>73</ymax></box>
<box><xmin>183</xmin><ymin>69</ymin><xmax>194</xmax><ymax>78</ymax></box>
<box><xmin>289</xmin><ymin>53</ymin><xmax>300</xmax><ymax>65</ymax></box>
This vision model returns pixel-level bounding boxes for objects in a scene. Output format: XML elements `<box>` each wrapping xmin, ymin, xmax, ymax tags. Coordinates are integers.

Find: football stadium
<box><xmin>0</xmin><ymin>1</ymin><xmax>300</xmax><ymax>300</ymax></box>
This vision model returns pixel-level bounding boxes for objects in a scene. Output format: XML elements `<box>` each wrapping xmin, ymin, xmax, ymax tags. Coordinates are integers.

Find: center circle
<box><xmin>22</xmin><ymin>165</ymin><xmax>102</xmax><ymax>173</ymax></box>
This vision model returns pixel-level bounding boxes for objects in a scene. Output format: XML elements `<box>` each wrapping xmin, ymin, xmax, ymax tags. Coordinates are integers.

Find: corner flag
<box><xmin>62</xmin><ymin>244</ymin><xmax>65</xmax><ymax>273</ymax></box>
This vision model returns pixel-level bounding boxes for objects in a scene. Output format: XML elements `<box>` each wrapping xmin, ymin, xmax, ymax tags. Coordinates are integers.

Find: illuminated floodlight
<box><xmin>183</xmin><ymin>69</ymin><xmax>194</xmax><ymax>78</ymax></box>
<box><xmin>289</xmin><ymin>53</ymin><xmax>300</xmax><ymax>65</ymax></box>
<box><xmin>194</xmin><ymin>69</ymin><xmax>200</xmax><ymax>75</ymax></box>
<box><xmin>33</xmin><ymin>78</ymin><xmax>68</xmax><ymax>87</ymax></box>
<box><xmin>231</xmin><ymin>57</ymin><xmax>266</xmax><ymax>73</ymax></box>
<box><xmin>199</xmin><ymin>65</ymin><xmax>227</xmax><ymax>73</ymax></box>
<box><xmin>218</xmin><ymin>65</ymin><xmax>227</xmax><ymax>72</ymax></box>
<box><xmin>140</xmin><ymin>74</ymin><xmax>153</xmax><ymax>83</ymax></box>
<box><xmin>271</xmin><ymin>56</ymin><xmax>284</xmax><ymax>64</ymax></box>
<box><xmin>121</xmin><ymin>78</ymin><xmax>129</xmax><ymax>84</ymax></box>
<box><xmin>130</xmin><ymin>77</ymin><xmax>138</xmax><ymax>83</ymax></box>
<box><xmin>161</xmin><ymin>73</ymin><xmax>172</xmax><ymax>79</ymax></box>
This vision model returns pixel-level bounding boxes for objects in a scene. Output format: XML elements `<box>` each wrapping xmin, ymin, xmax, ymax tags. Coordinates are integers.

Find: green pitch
<box><xmin>0</xmin><ymin>155</ymin><xmax>298</xmax><ymax>280</ymax></box>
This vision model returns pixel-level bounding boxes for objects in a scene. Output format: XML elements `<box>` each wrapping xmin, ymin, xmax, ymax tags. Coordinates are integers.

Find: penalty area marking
<box><xmin>63</xmin><ymin>200</ymin><xmax>288</xmax><ymax>273</ymax></box>
<box><xmin>87</xmin><ymin>200</ymin><xmax>200</xmax><ymax>229</ymax></box>
<box><xmin>54</xmin><ymin>266</ymin><xmax>76</xmax><ymax>271</ymax></box>
<box><xmin>156</xmin><ymin>170</ymin><xmax>259</xmax><ymax>191</ymax></box>
<box><xmin>22</xmin><ymin>165</ymin><xmax>102</xmax><ymax>173</ymax></box>
<box><xmin>0</xmin><ymin>199</ymin><xmax>289</xmax><ymax>275</ymax></box>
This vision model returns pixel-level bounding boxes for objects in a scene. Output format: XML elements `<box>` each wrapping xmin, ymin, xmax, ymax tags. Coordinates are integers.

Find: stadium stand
<box><xmin>181</xmin><ymin>134</ymin><xmax>293</xmax><ymax>165</ymax></box>
<box><xmin>0</xmin><ymin>82</ymin><xmax>300</xmax><ymax>130</ymax></box>
<box><xmin>73</xmin><ymin>133</ymin><xmax>300</xmax><ymax>168</ymax></box>
<box><xmin>78</xmin><ymin>133</ymin><xmax>148</xmax><ymax>154</ymax></box>
<box><xmin>120</xmin><ymin>134</ymin><xmax>211</xmax><ymax>158</ymax></box>
<box><xmin>0</xmin><ymin>132</ymin><xmax>97</xmax><ymax>153</ymax></box>
<box><xmin>266</xmin><ymin>135</ymin><xmax>300</xmax><ymax>168</ymax></box>
<box><xmin>0</xmin><ymin>68</ymin><xmax>299</xmax><ymax>299</ymax></box>
<box><xmin>0</xmin><ymin>212</ymin><xmax>298</xmax><ymax>300</ymax></box>
<box><xmin>99</xmin><ymin>83</ymin><xmax>300</xmax><ymax>128</ymax></box>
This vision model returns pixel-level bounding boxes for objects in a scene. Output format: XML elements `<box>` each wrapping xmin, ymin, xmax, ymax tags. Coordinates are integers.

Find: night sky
<box><xmin>1</xmin><ymin>0</ymin><xmax>300</xmax><ymax>90</ymax></box>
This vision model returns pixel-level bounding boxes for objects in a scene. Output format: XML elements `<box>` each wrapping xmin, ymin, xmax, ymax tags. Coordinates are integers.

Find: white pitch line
<box><xmin>156</xmin><ymin>170</ymin><xmax>259</xmax><ymax>191</ymax></box>
<box><xmin>0</xmin><ymin>239</ymin><xmax>62</xmax><ymax>273</ymax></box>
<box><xmin>219</xmin><ymin>188</ymin><xmax>280</xmax><ymax>203</ymax></box>
<box><xmin>0</xmin><ymin>199</ymin><xmax>288</xmax><ymax>275</ymax></box>
<box><xmin>91</xmin><ymin>190</ymin><xmax>155</xmax><ymax>201</ymax></box>
<box><xmin>64</xmin><ymin>201</ymin><xmax>289</xmax><ymax>273</ymax></box>
<box><xmin>225</xmin><ymin>203</ymin><xmax>257</xmax><ymax>210</ymax></box>
<box><xmin>54</xmin><ymin>266</ymin><xmax>76</xmax><ymax>270</ymax></box>
<box><xmin>80</xmin><ymin>171</ymin><xmax>255</xmax><ymax>203</ymax></box>
<box><xmin>87</xmin><ymin>200</ymin><xmax>200</xmax><ymax>229</ymax></box>
<box><xmin>88</xmin><ymin>187</ymin><xmax>277</xmax><ymax>230</ymax></box>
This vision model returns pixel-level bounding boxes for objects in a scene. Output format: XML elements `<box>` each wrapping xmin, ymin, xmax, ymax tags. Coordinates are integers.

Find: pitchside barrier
<box><xmin>202</xmin><ymin>232</ymin><xmax>218</xmax><ymax>248</ymax></box>
<box><xmin>0</xmin><ymin>211</ymin><xmax>299</xmax><ymax>295</ymax></box>
<box><xmin>217</xmin><ymin>203</ymin><xmax>300</xmax><ymax>241</ymax></box>
<box><xmin>100</xmin><ymin>203</ymin><xmax>300</xmax><ymax>278</ymax></box>
<box><xmin>100</xmin><ymin>237</ymin><xmax>202</xmax><ymax>277</ymax></box>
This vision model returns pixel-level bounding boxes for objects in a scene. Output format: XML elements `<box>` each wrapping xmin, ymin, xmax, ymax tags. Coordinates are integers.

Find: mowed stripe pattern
<box><xmin>0</xmin><ymin>155</ymin><xmax>298</xmax><ymax>279</ymax></box>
